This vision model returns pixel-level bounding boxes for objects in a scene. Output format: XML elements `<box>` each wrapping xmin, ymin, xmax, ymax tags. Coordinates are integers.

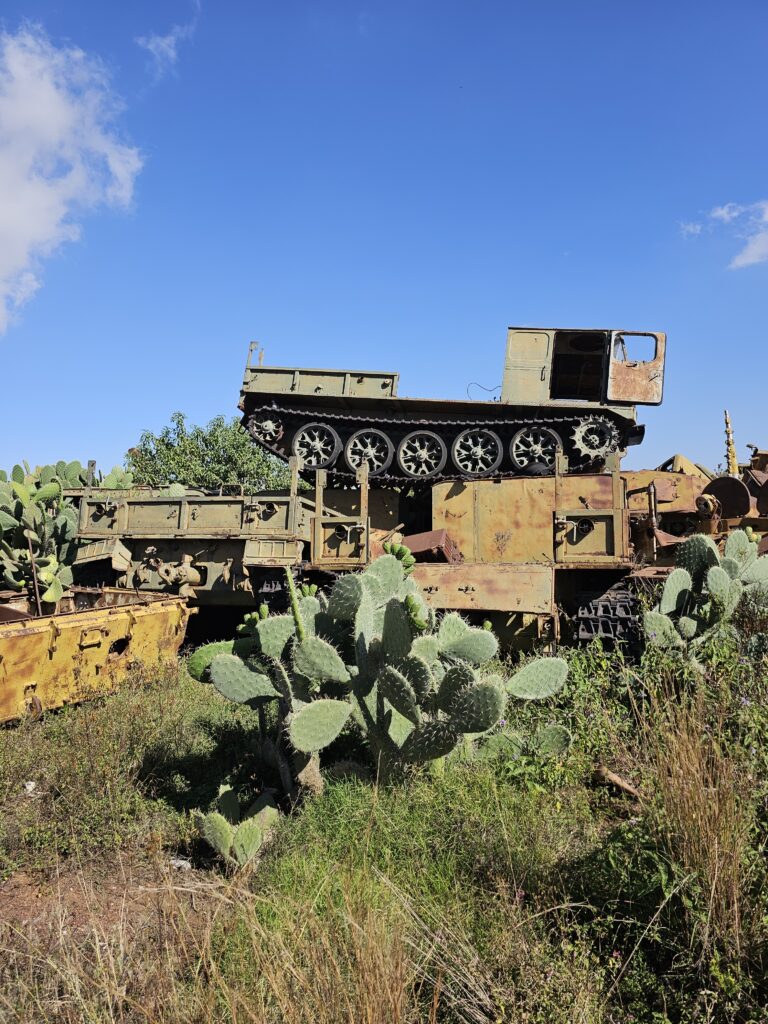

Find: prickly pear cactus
<box><xmin>206</xmin><ymin>552</ymin><xmax>570</xmax><ymax>788</ymax></box>
<box><xmin>644</xmin><ymin>529</ymin><xmax>768</xmax><ymax>651</ymax></box>
<box><xmin>197</xmin><ymin>788</ymin><xmax>280</xmax><ymax>867</ymax></box>
<box><xmin>0</xmin><ymin>464</ymin><xmax>80</xmax><ymax>605</ymax></box>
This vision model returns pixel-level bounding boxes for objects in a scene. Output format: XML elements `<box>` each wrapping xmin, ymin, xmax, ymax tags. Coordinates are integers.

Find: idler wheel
<box><xmin>344</xmin><ymin>429</ymin><xmax>394</xmax><ymax>475</ymax></box>
<box><xmin>509</xmin><ymin>426</ymin><xmax>562</xmax><ymax>472</ymax></box>
<box><xmin>397</xmin><ymin>430</ymin><xmax>447</xmax><ymax>478</ymax></box>
<box><xmin>247</xmin><ymin>415</ymin><xmax>284</xmax><ymax>444</ymax></box>
<box><xmin>292</xmin><ymin>422</ymin><xmax>342</xmax><ymax>470</ymax></box>
<box><xmin>451</xmin><ymin>428</ymin><xmax>503</xmax><ymax>476</ymax></box>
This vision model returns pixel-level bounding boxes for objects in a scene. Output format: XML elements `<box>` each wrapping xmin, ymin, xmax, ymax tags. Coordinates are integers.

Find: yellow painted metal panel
<box><xmin>0</xmin><ymin>590</ymin><xmax>190</xmax><ymax>724</ymax></box>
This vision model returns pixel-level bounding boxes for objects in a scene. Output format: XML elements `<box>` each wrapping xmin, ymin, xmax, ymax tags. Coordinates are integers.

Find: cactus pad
<box><xmin>532</xmin><ymin>724</ymin><xmax>572</xmax><ymax>756</ymax></box>
<box><xmin>288</xmin><ymin>698</ymin><xmax>352</xmax><ymax>753</ymax></box>
<box><xmin>232</xmin><ymin>819</ymin><xmax>263</xmax><ymax>866</ymax></box>
<box><xmin>297</xmin><ymin>595</ymin><xmax>322</xmax><ymax>635</ymax></box>
<box><xmin>741</xmin><ymin>556</ymin><xmax>768</xmax><ymax>585</ymax></box>
<box><xmin>643</xmin><ymin>610</ymin><xmax>684</xmax><ymax>648</ymax></box>
<box><xmin>256</xmin><ymin>614</ymin><xmax>296</xmax><ymax>660</ymax></box>
<box><xmin>397</xmin><ymin>653</ymin><xmax>432</xmax><ymax>699</ymax></box>
<box><xmin>244</xmin><ymin>793</ymin><xmax>280</xmax><ymax>830</ymax></box>
<box><xmin>449</xmin><ymin>680</ymin><xmax>506</xmax><ymax>733</ymax></box>
<box><xmin>675</xmin><ymin>534</ymin><xmax>720</xmax><ymax>587</ymax></box>
<box><xmin>187</xmin><ymin>640</ymin><xmax>234</xmax><ymax>682</ymax></box>
<box><xmin>378</xmin><ymin>665</ymin><xmax>421</xmax><ymax>725</ymax></box>
<box><xmin>386</xmin><ymin>705</ymin><xmax>415</xmax><ymax>747</ymax></box>
<box><xmin>32</xmin><ymin>481</ymin><xmax>61</xmax><ymax>503</ymax></box>
<box><xmin>328</xmin><ymin>573</ymin><xmax>365</xmax><ymax>620</ymax></box>
<box><xmin>40</xmin><ymin>577</ymin><xmax>64</xmax><ymax>604</ymax></box>
<box><xmin>209</xmin><ymin>654</ymin><xmax>279</xmax><ymax>704</ymax></box>
<box><xmin>706</xmin><ymin>565</ymin><xmax>731</xmax><ymax>601</ymax></box>
<box><xmin>399</xmin><ymin>720</ymin><xmax>460</xmax><ymax>763</ymax></box>
<box><xmin>473</xmin><ymin>731</ymin><xmax>524</xmax><ymax>761</ymax></box>
<box><xmin>659</xmin><ymin>568</ymin><xmax>692</xmax><ymax>616</ymax></box>
<box><xmin>410</xmin><ymin>635</ymin><xmax>439</xmax><ymax>664</ymax></box>
<box><xmin>436</xmin><ymin>663</ymin><xmax>476</xmax><ymax>713</ymax></box>
<box><xmin>293</xmin><ymin>636</ymin><xmax>351</xmax><ymax>683</ymax></box>
<box><xmin>216</xmin><ymin>785</ymin><xmax>240</xmax><ymax>824</ymax></box>
<box><xmin>724</xmin><ymin>529</ymin><xmax>758</xmax><ymax>572</ymax></box>
<box><xmin>507</xmin><ymin>657</ymin><xmax>568</xmax><ymax>699</ymax></box>
<box><xmin>362</xmin><ymin>554</ymin><xmax>404</xmax><ymax>604</ymax></box>
<box><xmin>382</xmin><ymin>598</ymin><xmax>413</xmax><ymax>661</ymax></box>
<box><xmin>437</xmin><ymin>613</ymin><xmax>498</xmax><ymax>664</ymax></box>
<box><xmin>720</xmin><ymin>557</ymin><xmax>740</xmax><ymax>580</ymax></box>
<box><xmin>676</xmin><ymin>615</ymin><xmax>699</xmax><ymax>640</ymax></box>
<box><xmin>201</xmin><ymin>812</ymin><xmax>234</xmax><ymax>859</ymax></box>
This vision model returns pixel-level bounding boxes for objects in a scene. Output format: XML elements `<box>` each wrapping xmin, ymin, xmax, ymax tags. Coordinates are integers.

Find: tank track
<box><xmin>244</xmin><ymin>401</ymin><xmax>628</xmax><ymax>484</ymax></box>
<box><xmin>576</xmin><ymin>584</ymin><xmax>640</xmax><ymax>645</ymax></box>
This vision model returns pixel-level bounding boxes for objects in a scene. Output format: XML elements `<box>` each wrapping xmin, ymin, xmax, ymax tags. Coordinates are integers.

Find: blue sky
<box><xmin>0</xmin><ymin>1</ymin><xmax>766</xmax><ymax>474</ymax></box>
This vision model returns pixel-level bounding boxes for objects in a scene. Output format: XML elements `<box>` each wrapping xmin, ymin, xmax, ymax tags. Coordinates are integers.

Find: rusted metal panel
<box><xmin>241</xmin><ymin>351</ymin><xmax>399</xmax><ymax>400</ymax></box>
<box><xmin>501</xmin><ymin>330</ymin><xmax>552</xmax><ymax>404</ymax></box>
<box><xmin>412</xmin><ymin>563</ymin><xmax>554</xmax><ymax>614</ymax></box>
<box><xmin>401</xmin><ymin>529</ymin><xmax>462</xmax><ymax>563</ymax></box>
<box><xmin>606</xmin><ymin>331</ymin><xmax>666</xmax><ymax>405</ymax></box>
<box><xmin>243</xmin><ymin>538</ymin><xmax>304</xmax><ymax>566</ymax></box>
<box><xmin>78</xmin><ymin>493</ymin><xmax>303</xmax><ymax>540</ymax></box>
<box><xmin>431</xmin><ymin>479</ymin><xmax>555</xmax><ymax>563</ymax></box>
<box><xmin>431</xmin><ymin>474</ymin><xmax>625</xmax><ymax>567</ymax></box>
<box><xmin>325</xmin><ymin>488</ymin><xmax>401</xmax><ymax>533</ymax></box>
<box><xmin>475</xmin><ymin>479</ymin><xmax>555</xmax><ymax>562</ymax></box>
<box><xmin>314</xmin><ymin>517</ymin><xmax>368</xmax><ymax>566</ymax></box>
<box><xmin>623</xmin><ymin>470</ymin><xmax>705</xmax><ymax>512</ymax></box>
<box><xmin>0</xmin><ymin>589</ymin><xmax>189</xmax><ymax>724</ymax></box>
<box><xmin>554</xmin><ymin>512</ymin><xmax>619</xmax><ymax>562</ymax></box>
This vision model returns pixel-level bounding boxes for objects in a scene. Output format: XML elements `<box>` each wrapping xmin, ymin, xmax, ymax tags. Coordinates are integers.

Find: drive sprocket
<box><xmin>571</xmin><ymin>415</ymin><xmax>620</xmax><ymax>462</ymax></box>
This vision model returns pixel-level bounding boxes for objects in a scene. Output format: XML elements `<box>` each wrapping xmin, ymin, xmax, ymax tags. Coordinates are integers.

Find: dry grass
<box><xmin>640</xmin><ymin>685</ymin><xmax>764</xmax><ymax>968</ymax></box>
<box><xmin>0</xmin><ymin>865</ymin><xmax>493</xmax><ymax>1024</ymax></box>
<box><xmin>0</xmin><ymin>855</ymin><xmax>612</xmax><ymax>1024</ymax></box>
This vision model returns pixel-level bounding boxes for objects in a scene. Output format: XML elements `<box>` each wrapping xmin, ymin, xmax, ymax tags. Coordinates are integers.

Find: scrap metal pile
<box><xmin>4</xmin><ymin>324</ymin><xmax>762</xmax><ymax>721</ymax></box>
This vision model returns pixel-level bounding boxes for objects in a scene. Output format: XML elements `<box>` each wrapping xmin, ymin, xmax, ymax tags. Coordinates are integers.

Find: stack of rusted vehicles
<box><xmin>71</xmin><ymin>326</ymin><xmax>765</xmax><ymax>650</ymax></box>
<box><xmin>5</xmin><ymin>324</ymin><xmax>764</xmax><ymax>722</ymax></box>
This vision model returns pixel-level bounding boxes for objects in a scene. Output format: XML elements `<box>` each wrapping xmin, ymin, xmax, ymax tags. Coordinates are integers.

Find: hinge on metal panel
<box><xmin>47</xmin><ymin>619</ymin><xmax>62</xmax><ymax>656</ymax></box>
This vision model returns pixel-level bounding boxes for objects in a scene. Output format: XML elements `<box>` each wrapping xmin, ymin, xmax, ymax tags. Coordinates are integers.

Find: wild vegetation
<box><xmin>125</xmin><ymin>412</ymin><xmax>290</xmax><ymax>491</ymax></box>
<box><xmin>2</xmin><ymin>537</ymin><xmax>768</xmax><ymax>1022</ymax></box>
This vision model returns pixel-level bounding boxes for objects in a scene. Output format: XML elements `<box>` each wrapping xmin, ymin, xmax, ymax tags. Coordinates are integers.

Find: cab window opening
<box><xmin>612</xmin><ymin>333</ymin><xmax>658</xmax><ymax>364</ymax></box>
<box><xmin>549</xmin><ymin>331</ymin><xmax>606</xmax><ymax>401</ymax></box>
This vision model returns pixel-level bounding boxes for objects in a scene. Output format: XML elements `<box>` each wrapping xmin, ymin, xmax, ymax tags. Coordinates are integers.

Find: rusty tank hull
<box><xmin>0</xmin><ymin>587</ymin><xmax>190</xmax><ymax>723</ymax></box>
<box><xmin>239</xmin><ymin>328</ymin><xmax>666</xmax><ymax>483</ymax></box>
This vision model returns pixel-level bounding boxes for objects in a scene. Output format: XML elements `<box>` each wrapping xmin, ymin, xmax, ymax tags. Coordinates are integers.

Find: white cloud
<box><xmin>680</xmin><ymin>221</ymin><xmax>702</xmax><ymax>237</ymax></box>
<box><xmin>710</xmin><ymin>203</ymin><xmax>744</xmax><ymax>224</ymax></box>
<box><xmin>0</xmin><ymin>25</ymin><xmax>142</xmax><ymax>333</ymax></box>
<box><xmin>724</xmin><ymin>201</ymin><xmax>768</xmax><ymax>269</ymax></box>
<box><xmin>136</xmin><ymin>1</ymin><xmax>199</xmax><ymax>79</ymax></box>
<box><xmin>708</xmin><ymin>200</ymin><xmax>768</xmax><ymax>269</ymax></box>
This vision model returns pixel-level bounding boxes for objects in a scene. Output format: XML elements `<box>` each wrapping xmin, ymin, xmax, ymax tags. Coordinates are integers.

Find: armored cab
<box><xmin>239</xmin><ymin>327</ymin><xmax>666</xmax><ymax>482</ymax></box>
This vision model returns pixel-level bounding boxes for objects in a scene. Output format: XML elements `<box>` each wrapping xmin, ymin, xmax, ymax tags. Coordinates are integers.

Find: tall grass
<box><xmin>641</xmin><ymin>684</ymin><xmax>767</xmax><ymax>971</ymax></box>
<box><xmin>3</xmin><ymin>641</ymin><xmax>768</xmax><ymax>1021</ymax></box>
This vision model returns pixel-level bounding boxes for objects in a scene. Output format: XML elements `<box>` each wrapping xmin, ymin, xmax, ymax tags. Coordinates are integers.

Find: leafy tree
<box><xmin>126</xmin><ymin>412</ymin><xmax>290</xmax><ymax>491</ymax></box>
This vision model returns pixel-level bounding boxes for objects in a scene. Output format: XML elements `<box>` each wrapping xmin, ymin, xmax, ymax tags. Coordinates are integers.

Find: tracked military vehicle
<box><xmin>239</xmin><ymin>327</ymin><xmax>666</xmax><ymax>482</ymax></box>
